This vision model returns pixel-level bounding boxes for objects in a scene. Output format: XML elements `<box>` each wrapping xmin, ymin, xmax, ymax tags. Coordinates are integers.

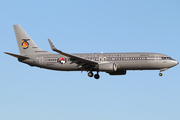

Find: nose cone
<box><xmin>176</xmin><ymin>61</ymin><xmax>179</xmax><ymax>65</ymax></box>
<box><xmin>169</xmin><ymin>60</ymin><xmax>179</xmax><ymax>68</ymax></box>
<box><xmin>173</xmin><ymin>60</ymin><xmax>179</xmax><ymax>66</ymax></box>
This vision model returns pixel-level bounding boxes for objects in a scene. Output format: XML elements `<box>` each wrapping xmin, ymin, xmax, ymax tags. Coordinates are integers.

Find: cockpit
<box><xmin>161</xmin><ymin>57</ymin><xmax>174</xmax><ymax>60</ymax></box>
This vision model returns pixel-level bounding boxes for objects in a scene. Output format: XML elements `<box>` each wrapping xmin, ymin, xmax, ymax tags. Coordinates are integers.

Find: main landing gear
<box><xmin>88</xmin><ymin>72</ymin><xmax>93</xmax><ymax>77</ymax></box>
<box><xmin>88</xmin><ymin>71</ymin><xmax>100</xmax><ymax>79</ymax></box>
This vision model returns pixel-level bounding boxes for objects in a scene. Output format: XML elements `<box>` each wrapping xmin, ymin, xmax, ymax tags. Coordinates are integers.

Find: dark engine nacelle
<box><xmin>107</xmin><ymin>70</ymin><xmax>127</xmax><ymax>75</ymax></box>
<box><xmin>98</xmin><ymin>63</ymin><xmax>117</xmax><ymax>72</ymax></box>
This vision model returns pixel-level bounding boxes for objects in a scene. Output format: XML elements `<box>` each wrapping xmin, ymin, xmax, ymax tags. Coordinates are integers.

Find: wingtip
<box><xmin>13</xmin><ymin>25</ymin><xmax>20</xmax><ymax>27</ymax></box>
<box><xmin>4</xmin><ymin>52</ymin><xmax>8</xmax><ymax>54</ymax></box>
<box><xmin>48</xmin><ymin>39</ymin><xmax>57</xmax><ymax>51</ymax></box>
<box><xmin>48</xmin><ymin>38</ymin><xmax>51</xmax><ymax>43</ymax></box>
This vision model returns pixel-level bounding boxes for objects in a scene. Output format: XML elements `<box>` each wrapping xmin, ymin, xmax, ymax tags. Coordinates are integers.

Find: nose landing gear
<box><xmin>159</xmin><ymin>73</ymin><xmax>163</xmax><ymax>76</ymax></box>
<box><xmin>159</xmin><ymin>68</ymin><xmax>168</xmax><ymax>77</ymax></box>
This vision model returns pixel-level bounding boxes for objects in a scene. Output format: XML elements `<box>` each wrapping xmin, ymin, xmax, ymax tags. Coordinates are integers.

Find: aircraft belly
<box><xmin>116</xmin><ymin>60</ymin><xmax>166</xmax><ymax>70</ymax></box>
<box><xmin>116</xmin><ymin>61</ymin><xmax>147</xmax><ymax>70</ymax></box>
<box><xmin>42</xmin><ymin>60</ymin><xmax>170</xmax><ymax>71</ymax></box>
<box><xmin>45</xmin><ymin>62</ymin><xmax>81</xmax><ymax>71</ymax></box>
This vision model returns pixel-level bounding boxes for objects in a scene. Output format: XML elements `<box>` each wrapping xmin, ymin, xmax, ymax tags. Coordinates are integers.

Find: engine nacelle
<box><xmin>107</xmin><ymin>70</ymin><xmax>127</xmax><ymax>75</ymax></box>
<box><xmin>98</xmin><ymin>63</ymin><xmax>117</xmax><ymax>72</ymax></box>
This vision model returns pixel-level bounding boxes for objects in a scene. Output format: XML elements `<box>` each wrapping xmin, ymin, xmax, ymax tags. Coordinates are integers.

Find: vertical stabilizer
<box><xmin>13</xmin><ymin>25</ymin><xmax>46</xmax><ymax>55</ymax></box>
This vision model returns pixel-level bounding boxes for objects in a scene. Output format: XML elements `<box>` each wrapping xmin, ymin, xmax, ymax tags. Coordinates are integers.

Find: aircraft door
<box><xmin>39</xmin><ymin>57</ymin><xmax>43</xmax><ymax>64</ymax></box>
<box><xmin>155</xmin><ymin>55</ymin><xmax>159</xmax><ymax>62</ymax></box>
<box><xmin>99</xmin><ymin>57</ymin><xmax>106</xmax><ymax>62</ymax></box>
<box><xmin>103</xmin><ymin>57</ymin><xmax>106</xmax><ymax>61</ymax></box>
<box><xmin>99</xmin><ymin>57</ymin><xmax>102</xmax><ymax>62</ymax></box>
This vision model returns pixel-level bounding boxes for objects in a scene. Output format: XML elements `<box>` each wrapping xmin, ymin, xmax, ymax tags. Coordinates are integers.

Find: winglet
<box><xmin>48</xmin><ymin>39</ymin><xmax>58</xmax><ymax>51</ymax></box>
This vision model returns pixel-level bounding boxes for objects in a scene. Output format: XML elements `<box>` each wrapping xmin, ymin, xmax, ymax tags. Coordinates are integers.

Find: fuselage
<box><xmin>20</xmin><ymin>52</ymin><xmax>178</xmax><ymax>72</ymax></box>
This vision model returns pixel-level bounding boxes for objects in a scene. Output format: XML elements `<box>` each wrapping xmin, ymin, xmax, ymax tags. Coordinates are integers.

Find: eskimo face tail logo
<box><xmin>20</xmin><ymin>38</ymin><xmax>30</xmax><ymax>49</ymax></box>
<box><xmin>57</xmin><ymin>57</ymin><xmax>66</xmax><ymax>65</ymax></box>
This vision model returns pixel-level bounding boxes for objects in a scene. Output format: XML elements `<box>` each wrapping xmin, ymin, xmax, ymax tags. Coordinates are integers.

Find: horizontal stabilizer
<box><xmin>4</xmin><ymin>52</ymin><xmax>30</xmax><ymax>59</ymax></box>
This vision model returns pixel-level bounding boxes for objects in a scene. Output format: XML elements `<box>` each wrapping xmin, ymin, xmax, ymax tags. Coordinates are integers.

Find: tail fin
<box><xmin>13</xmin><ymin>25</ymin><xmax>46</xmax><ymax>55</ymax></box>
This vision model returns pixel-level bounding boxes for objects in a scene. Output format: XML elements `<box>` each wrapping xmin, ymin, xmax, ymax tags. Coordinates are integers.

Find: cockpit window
<box><xmin>161</xmin><ymin>57</ymin><xmax>174</xmax><ymax>60</ymax></box>
<box><xmin>161</xmin><ymin>57</ymin><xmax>167</xmax><ymax>60</ymax></box>
<box><xmin>169</xmin><ymin>57</ymin><xmax>174</xmax><ymax>60</ymax></box>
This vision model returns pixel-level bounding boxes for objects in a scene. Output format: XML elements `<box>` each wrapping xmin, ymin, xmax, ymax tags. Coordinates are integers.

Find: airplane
<box><xmin>4</xmin><ymin>25</ymin><xmax>179</xmax><ymax>79</ymax></box>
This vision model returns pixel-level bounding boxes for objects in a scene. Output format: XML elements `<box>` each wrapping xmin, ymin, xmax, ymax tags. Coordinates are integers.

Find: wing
<box><xmin>48</xmin><ymin>39</ymin><xmax>98</xmax><ymax>69</ymax></box>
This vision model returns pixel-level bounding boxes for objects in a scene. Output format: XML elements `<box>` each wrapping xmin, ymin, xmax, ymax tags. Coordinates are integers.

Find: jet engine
<box><xmin>107</xmin><ymin>70</ymin><xmax>127</xmax><ymax>75</ymax></box>
<box><xmin>97</xmin><ymin>63</ymin><xmax>117</xmax><ymax>72</ymax></box>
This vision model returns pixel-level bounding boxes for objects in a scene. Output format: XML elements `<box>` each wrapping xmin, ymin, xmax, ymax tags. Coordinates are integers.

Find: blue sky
<box><xmin>0</xmin><ymin>0</ymin><xmax>180</xmax><ymax>120</ymax></box>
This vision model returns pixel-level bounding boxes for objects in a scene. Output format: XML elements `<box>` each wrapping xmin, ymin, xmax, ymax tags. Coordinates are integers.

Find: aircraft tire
<box><xmin>88</xmin><ymin>72</ymin><xmax>93</xmax><ymax>77</ymax></box>
<box><xmin>159</xmin><ymin>73</ymin><xmax>163</xmax><ymax>76</ymax></box>
<box><xmin>94</xmin><ymin>74</ymin><xmax>100</xmax><ymax>79</ymax></box>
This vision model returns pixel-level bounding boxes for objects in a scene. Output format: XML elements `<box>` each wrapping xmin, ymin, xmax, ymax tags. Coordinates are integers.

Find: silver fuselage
<box><xmin>21</xmin><ymin>52</ymin><xmax>178</xmax><ymax>72</ymax></box>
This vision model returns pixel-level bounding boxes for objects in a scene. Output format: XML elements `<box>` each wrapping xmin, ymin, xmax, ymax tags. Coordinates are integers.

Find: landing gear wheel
<box><xmin>159</xmin><ymin>73</ymin><xmax>163</xmax><ymax>76</ymax></box>
<box><xmin>94</xmin><ymin>74</ymin><xmax>100</xmax><ymax>79</ymax></box>
<box><xmin>88</xmin><ymin>72</ymin><xmax>93</xmax><ymax>77</ymax></box>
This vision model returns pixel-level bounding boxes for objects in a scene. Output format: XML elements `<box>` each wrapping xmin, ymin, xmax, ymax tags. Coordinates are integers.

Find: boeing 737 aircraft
<box><xmin>4</xmin><ymin>25</ymin><xmax>179</xmax><ymax>79</ymax></box>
